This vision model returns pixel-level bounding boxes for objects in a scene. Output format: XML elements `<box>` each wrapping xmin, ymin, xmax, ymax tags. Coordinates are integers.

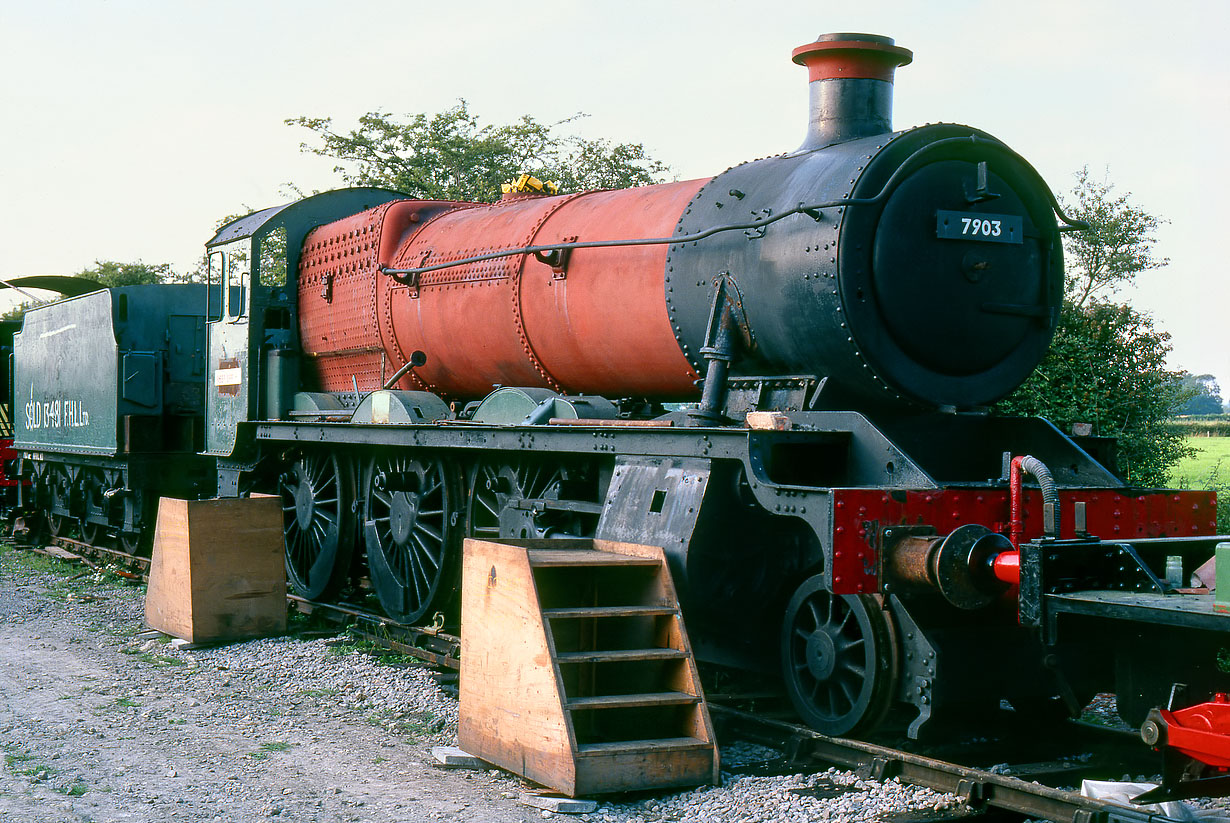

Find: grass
<box><xmin>249</xmin><ymin>741</ymin><xmax>292</xmax><ymax>760</ymax></box>
<box><xmin>106</xmin><ymin>622</ymin><xmax>142</xmax><ymax>638</ymax></box>
<box><xmin>3</xmin><ymin>746</ymin><xmax>62</xmax><ymax>786</ymax></box>
<box><xmin>118</xmin><ymin>647</ymin><xmax>185</xmax><ymax>667</ymax></box>
<box><xmin>1168</xmin><ymin>436</ymin><xmax>1230</xmax><ymax>533</ymax></box>
<box><xmin>325</xmin><ymin>629</ymin><xmax>422</xmax><ymax>668</ymax></box>
<box><xmin>0</xmin><ymin>541</ymin><xmax>145</xmax><ymax>607</ymax></box>
<box><xmin>325</xmin><ymin>633</ymin><xmax>387</xmax><ymax>657</ymax></box>
<box><xmin>367</xmin><ymin>708</ymin><xmax>446</xmax><ymax>739</ymax></box>
<box><xmin>4</xmin><ymin>747</ymin><xmax>35</xmax><ymax>770</ymax></box>
<box><xmin>1169</xmin><ymin>435</ymin><xmax>1230</xmax><ymax>487</ymax></box>
<box><xmin>297</xmin><ymin>687</ymin><xmax>340</xmax><ymax>699</ymax></box>
<box><xmin>0</xmin><ymin>542</ymin><xmax>82</xmax><ymax>579</ymax></box>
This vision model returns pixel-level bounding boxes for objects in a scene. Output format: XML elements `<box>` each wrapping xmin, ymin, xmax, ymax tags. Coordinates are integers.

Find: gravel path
<box><xmin>0</xmin><ymin>543</ymin><xmax>965</xmax><ymax>823</ymax></box>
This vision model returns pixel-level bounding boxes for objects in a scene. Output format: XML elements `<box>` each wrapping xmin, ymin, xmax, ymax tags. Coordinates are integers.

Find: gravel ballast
<box><xmin>0</xmin><ymin>543</ymin><xmax>972</xmax><ymax>822</ymax></box>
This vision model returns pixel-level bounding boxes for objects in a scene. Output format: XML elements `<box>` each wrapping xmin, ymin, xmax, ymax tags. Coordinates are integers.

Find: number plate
<box><xmin>936</xmin><ymin>210</ymin><xmax>1023</xmax><ymax>244</ymax></box>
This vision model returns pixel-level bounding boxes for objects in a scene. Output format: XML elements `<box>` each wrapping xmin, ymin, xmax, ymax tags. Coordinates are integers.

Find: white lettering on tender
<box><xmin>39</xmin><ymin>323</ymin><xmax>78</xmax><ymax>339</ymax></box>
<box><xmin>24</xmin><ymin>395</ymin><xmax>90</xmax><ymax>431</ymax></box>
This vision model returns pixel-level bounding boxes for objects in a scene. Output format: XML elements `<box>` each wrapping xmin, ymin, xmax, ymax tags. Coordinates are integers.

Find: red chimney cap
<box><xmin>792</xmin><ymin>33</ymin><xmax>913</xmax><ymax>83</ymax></box>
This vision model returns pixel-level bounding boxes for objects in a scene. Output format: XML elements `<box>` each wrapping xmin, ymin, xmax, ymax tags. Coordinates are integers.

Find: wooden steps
<box><xmin>576</xmin><ymin>737</ymin><xmax>714</xmax><ymax>756</ymax></box>
<box><xmin>527</xmin><ymin>548</ymin><xmax>660</xmax><ymax>567</ymax></box>
<box><xmin>566</xmin><ymin>691</ymin><xmax>700</xmax><ymax>709</ymax></box>
<box><xmin>459</xmin><ymin>538</ymin><xmax>719</xmax><ymax>797</ymax></box>
<box><xmin>542</xmin><ymin>605</ymin><xmax>678</xmax><ymax>618</ymax></box>
<box><xmin>554</xmin><ymin>648</ymin><xmax>689</xmax><ymax>663</ymax></box>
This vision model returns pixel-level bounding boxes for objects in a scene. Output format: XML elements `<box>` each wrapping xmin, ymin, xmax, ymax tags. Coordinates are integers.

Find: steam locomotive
<box><xmin>12</xmin><ymin>33</ymin><xmax>1228</xmax><ymax>741</ymax></box>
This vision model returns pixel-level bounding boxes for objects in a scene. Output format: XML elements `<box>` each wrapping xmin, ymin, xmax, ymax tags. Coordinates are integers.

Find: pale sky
<box><xmin>2</xmin><ymin>0</ymin><xmax>1228</xmax><ymax>392</ymax></box>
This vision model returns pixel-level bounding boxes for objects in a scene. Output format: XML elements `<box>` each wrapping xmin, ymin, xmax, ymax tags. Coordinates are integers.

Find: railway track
<box><xmin>37</xmin><ymin>534</ymin><xmax>151</xmax><ymax>576</ymax></box>
<box><xmin>12</xmin><ymin>535</ymin><xmax>1185</xmax><ymax>823</ymax></box>
<box><xmin>712</xmin><ymin>707</ymin><xmax>1173</xmax><ymax>823</ymax></box>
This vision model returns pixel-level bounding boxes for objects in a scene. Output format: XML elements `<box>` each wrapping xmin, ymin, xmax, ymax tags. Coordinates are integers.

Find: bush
<box><xmin>995</xmin><ymin>301</ymin><xmax>1188</xmax><ymax>487</ymax></box>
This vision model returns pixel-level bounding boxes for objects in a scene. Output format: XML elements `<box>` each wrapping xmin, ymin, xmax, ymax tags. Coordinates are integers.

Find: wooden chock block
<box><xmin>145</xmin><ymin>496</ymin><xmax>287</xmax><ymax>643</ymax></box>
<box><xmin>745</xmin><ymin>411</ymin><xmax>792</xmax><ymax>431</ymax></box>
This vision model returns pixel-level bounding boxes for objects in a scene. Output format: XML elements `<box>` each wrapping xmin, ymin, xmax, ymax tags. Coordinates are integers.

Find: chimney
<box><xmin>792</xmin><ymin>33</ymin><xmax>913</xmax><ymax>151</ymax></box>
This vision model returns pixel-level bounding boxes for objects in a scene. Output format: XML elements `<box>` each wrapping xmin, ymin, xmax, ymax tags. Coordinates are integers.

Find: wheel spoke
<box><xmin>524</xmin><ymin>464</ymin><xmax>541</xmax><ymax>497</ymax></box>
<box><xmin>839</xmin><ymin>674</ymin><xmax>859</xmax><ymax>705</ymax></box>
<box><xmin>413</xmin><ymin>519</ymin><xmax>443</xmax><ymax>544</ymax></box>
<box><xmin>412</xmin><ymin>532</ymin><xmax>442</xmax><ymax>569</ymax></box>
<box><xmin>841</xmin><ymin>658</ymin><xmax>868</xmax><ymax>677</ymax></box>
<box><xmin>837</xmin><ymin>606</ymin><xmax>854</xmax><ymax>633</ymax></box>
<box><xmin>827</xmin><ymin>681</ymin><xmax>844</xmax><ymax>714</ymax></box>
<box><xmin>806</xmin><ymin>600</ymin><xmax>822</xmax><ymax>631</ymax></box>
<box><xmin>407</xmin><ymin>541</ymin><xmax>426</xmax><ymax>604</ymax></box>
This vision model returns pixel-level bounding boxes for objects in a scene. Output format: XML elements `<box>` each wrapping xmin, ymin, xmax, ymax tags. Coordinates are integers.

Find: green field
<box><xmin>1169</xmin><ymin>436</ymin><xmax>1230</xmax><ymax>489</ymax></box>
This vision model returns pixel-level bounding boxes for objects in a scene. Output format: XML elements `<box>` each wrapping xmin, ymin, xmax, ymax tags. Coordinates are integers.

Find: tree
<box><xmin>1177</xmin><ymin>374</ymin><xmax>1224</xmax><ymax>416</ymax></box>
<box><xmin>996</xmin><ymin>301</ymin><xmax>1187</xmax><ymax>486</ymax></box>
<box><xmin>287</xmin><ymin>101</ymin><xmax>670</xmax><ymax>203</ymax></box>
<box><xmin>1061</xmin><ymin>166</ymin><xmax>1168</xmax><ymax>309</ymax></box>
<box><xmin>76</xmin><ymin>259</ymin><xmax>177</xmax><ymax>286</ymax></box>
<box><xmin>0</xmin><ymin>302</ymin><xmax>38</xmax><ymax>322</ymax></box>
<box><xmin>0</xmin><ymin>259</ymin><xmax>192</xmax><ymax>322</ymax></box>
<box><xmin>995</xmin><ymin>170</ymin><xmax>1186</xmax><ymax>487</ymax></box>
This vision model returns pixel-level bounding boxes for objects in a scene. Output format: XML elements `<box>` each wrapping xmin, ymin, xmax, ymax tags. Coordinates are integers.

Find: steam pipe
<box><xmin>1008</xmin><ymin>453</ymin><xmax>1060</xmax><ymax>548</ymax></box>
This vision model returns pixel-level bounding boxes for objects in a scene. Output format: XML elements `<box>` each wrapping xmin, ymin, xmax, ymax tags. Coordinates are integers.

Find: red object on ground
<box><xmin>1149</xmin><ymin>694</ymin><xmax>1230</xmax><ymax>769</ymax></box>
